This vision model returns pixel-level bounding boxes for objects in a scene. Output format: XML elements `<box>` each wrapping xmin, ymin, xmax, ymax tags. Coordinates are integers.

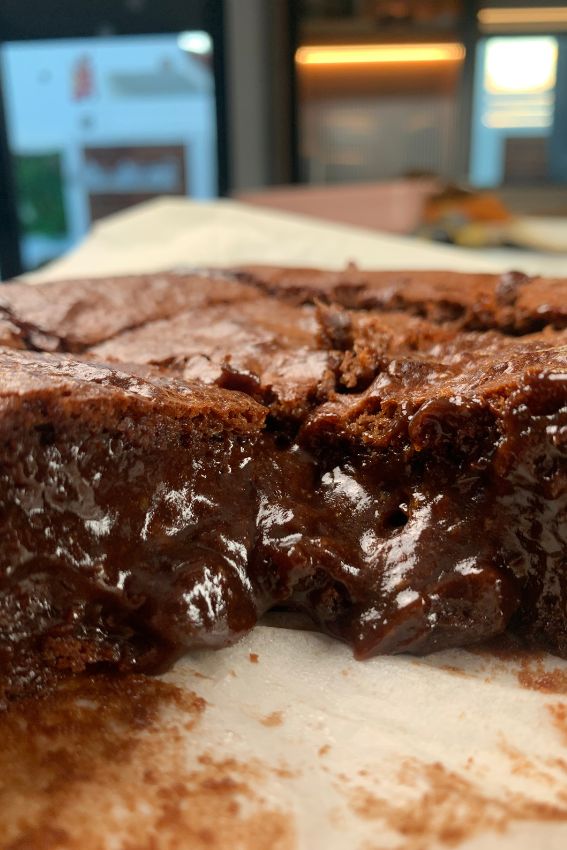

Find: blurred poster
<box><xmin>83</xmin><ymin>145</ymin><xmax>187</xmax><ymax>221</ymax></box>
<box><xmin>1</xmin><ymin>32</ymin><xmax>218</xmax><ymax>270</ymax></box>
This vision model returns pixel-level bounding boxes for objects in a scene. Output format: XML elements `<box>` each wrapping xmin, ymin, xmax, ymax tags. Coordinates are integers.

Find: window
<box><xmin>1</xmin><ymin>33</ymin><xmax>218</xmax><ymax>271</ymax></box>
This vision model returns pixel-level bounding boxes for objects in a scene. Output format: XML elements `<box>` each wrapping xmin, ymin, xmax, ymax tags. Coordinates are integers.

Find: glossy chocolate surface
<box><xmin>0</xmin><ymin>266</ymin><xmax>565</xmax><ymax>700</ymax></box>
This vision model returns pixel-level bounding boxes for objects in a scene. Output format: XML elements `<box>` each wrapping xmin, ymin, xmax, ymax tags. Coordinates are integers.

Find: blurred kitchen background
<box><xmin>0</xmin><ymin>0</ymin><xmax>566</xmax><ymax>277</ymax></box>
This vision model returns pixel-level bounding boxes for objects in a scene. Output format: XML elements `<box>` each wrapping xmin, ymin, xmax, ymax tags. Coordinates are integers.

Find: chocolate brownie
<box><xmin>91</xmin><ymin>298</ymin><xmax>339</xmax><ymax>421</ymax></box>
<box><xmin>234</xmin><ymin>265</ymin><xmax>567</xmax><ymax>332</ymax></box>
<box><xmin>300</xmin><ymin>329</ymin><xmax>567</xmax><ymax>656</ymax></box>
<box><xmin>0</xmin><ymin>317</ymin><xmax>25</xmax><ymax>350</ymax></box>
<box><xmin>0</xmin><ymin>348</ymin><xmax>268</xmax><ymax>700</ymax></box>
<box><xmin>0</xmin><ymin>272</ymin><xmax>260</xmax><ymax>351</ymax></box>
<box><xmin>0</xmin><ymin>266</ymin><xmax>565</xmax><ymax>701</ymax></box>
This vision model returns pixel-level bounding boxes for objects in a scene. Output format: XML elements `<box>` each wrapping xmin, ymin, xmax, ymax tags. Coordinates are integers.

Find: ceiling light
<box><xmin>484</xmin><ymin>37</ymin><xmax>557</xmax><ymax>94</ymax></box>
<box><xmin>478</xmin><ymin>7</ymin><xmax>567</xmax><ymax>29</ymax></box>
<box><xmin>177</xmin><ymin>31</ymin><xmax>212</xmax><ymax>56</ymax></box>
<box><xmin>295</xmin><ymin>43</ymin><xmax>465</xmax><ymax>67</ymax></box>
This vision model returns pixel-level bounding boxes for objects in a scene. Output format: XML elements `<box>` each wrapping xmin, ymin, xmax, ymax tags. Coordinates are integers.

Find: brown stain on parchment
<box><xmin>548</xmin><ymin>703</ymin><xmax>567</xmax><ymax>747</ymax></box>
<box><xmin>466</xmin><ymin>637</ymin><xmax>567</xmax><ymax>696</ymax></box>
<box><xmin>260</xmin><ymin>711</ymin><xmax>284</xmax><ymax>728</ymax></box>
<box><xmin>0</xmin><ymin>674</ymin><xmax>295</xmax><ymax>850</ymax></box>
<box><xmin>354</xmin><ymin>643</ymin><xmax>567</xmax><ymax>849</ymax></box>
<box><xmin>498</xmin><ymin>739</ymin><xmax>567</xmax><ymax>796</ymax></box>
<box><xmin>438</xmin><ymin>664</ymin><xmax>469</xmax><ymax>678</ymax></box>
<box><xmin>348</xmin><ymin>758</ymin><xmax>567</xmax><ymax>850</ymax></box>
<box><xmin>518</xmin><ymin>662</ymin><xmax>567</xmax><ymax>696</ymax></box>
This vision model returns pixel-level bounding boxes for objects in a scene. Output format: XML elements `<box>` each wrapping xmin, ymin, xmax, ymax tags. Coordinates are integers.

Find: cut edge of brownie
<box><xmin>0</xmin><ymin>266</ymin><xmax>565</xmax><ymax>702</ymax></box>
<box><xmin>0</xmin><ymin>348</ymin><xmax>267</xmax><ymax>702</ymax></box>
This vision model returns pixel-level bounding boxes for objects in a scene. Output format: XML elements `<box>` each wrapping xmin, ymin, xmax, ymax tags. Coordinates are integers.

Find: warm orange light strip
<box><xmin>295</xmin><ymin>43</ymin><xmax>465</xmax><ymax>67</ymax></box>
<box><xmin>478</xmin><ymin>7</ymin><xmax>567</xmax><ymax>26</ymax></box>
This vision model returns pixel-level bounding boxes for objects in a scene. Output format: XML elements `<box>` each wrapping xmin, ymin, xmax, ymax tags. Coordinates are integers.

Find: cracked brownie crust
<box><xmin>0</xmin><ymin>266</ymin><xmax>565</xmax><ymax>701</ymax></box>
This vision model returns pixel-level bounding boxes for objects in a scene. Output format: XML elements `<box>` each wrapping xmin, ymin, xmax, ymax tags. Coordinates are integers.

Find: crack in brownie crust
<box><xmin>233</xmin><ymin>265</ymin><xmax>567</xmax><ymax>333</ymax></box>
<box><xmin>0</xmin><ymin>267</ymin><xmax>565</xmax><ymax>700</ymax></box>
<box><xmin>0</xmin><ymin>272</ymin><xmax>261</xmax><ymax>352</ymax></box>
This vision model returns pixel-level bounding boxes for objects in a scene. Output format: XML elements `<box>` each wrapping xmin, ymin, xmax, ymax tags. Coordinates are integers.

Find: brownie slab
<box><xmin>234</xmin><ymin>265</ymin><xmax>567</xmax><ymax>332</ymax></box>
<box><xmin>0</xmin><ymin>349</ymin><xmax>267</xmax><ymax>700</ymax></box>
<box><xmin>299</xmin><ymin>330</ymin><xmax>567</xmax><ymax>656</ymax></box>
<box><xmin>0</xmin><ymin>266</ymin><xmax>565</xmax><ymax>701</ymax></box>
<box><xmin>91</xmin><ymin>298</ymin><xmax>337</xmax><ymax>421</ymax></box>
<box><xmin>0</xmin><ymin>272</ymin><xmax>260</xmax><ymax>351</ymax></box>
